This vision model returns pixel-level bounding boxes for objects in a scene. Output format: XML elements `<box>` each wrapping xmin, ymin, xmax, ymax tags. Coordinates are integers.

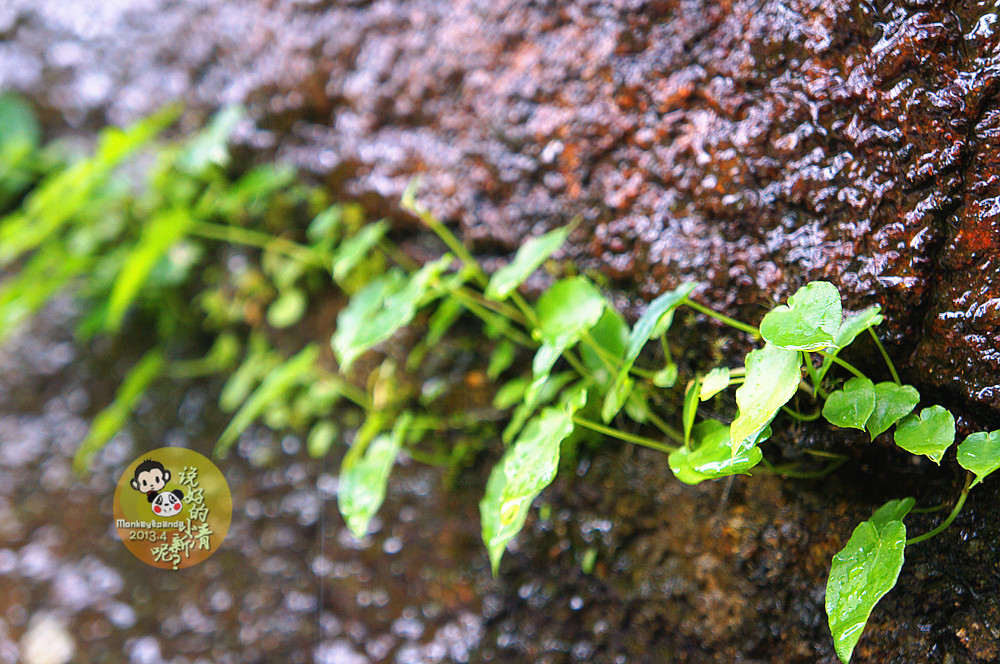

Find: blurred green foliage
<box><xmin>3</xmin><ymin>96</ymin><xmax>999</xmax><ymax>663</ymax></box>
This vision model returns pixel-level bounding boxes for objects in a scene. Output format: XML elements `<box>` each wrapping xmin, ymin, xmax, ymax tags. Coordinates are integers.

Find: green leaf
<box><xmin>427</xmin><ymin>297</ymin><xmax>464</xmax><ymax>347</ymax></box>
<box><xmin>485</xmin><ymin>225</ymin><xmax>571</xmax><ymax>300</ymax></box>
<box><xmin>730</xmin><ymin>344</ymin><xmax>801</xmax><ymax>448</ymax></box>
<box><xmin>104</xmin><ymin>208</ymin><xmax>194</xmax><ymax>330</ymax></box>
<box><xmin>668</xmin><ymin>420</ymin><xmax>763</xmax><ymax>485</ymax></box>
<box><xmin>331</xmin><ymin>219</ymin><xmax>390</xmax><ymax>283</ymax></box>
<box><xmin>699</xmin><ymin>367</ymin><xmax>730</xmax><ymax>400</ymax></box>
<box><xmin>177</xmin><ymin>105</ymin><xmax>244</xmax><ymax>173</ymax></box>
<box><xmin>487</xmin><ymin>339</ymin><xmax>517</xmax><ymax>379</ymax></box>
<box><xmin>826</xmin><ymin>498</ymin><xmax>914</xmax><ymax>664</ymax></box>
<box><xmin>617</xmin><ymin>282</ymin><xmax>697</xmax><ymax>383</ymax></box>
<box><xmin>219</xmin><ymin>335</ymin><xmax>275</xmax><ymax>412</ymax></box>
<box><xmin>834</xmin><ymin>305</ymin><xmax>884</xmax><ymax>350</ymax></box>
<box><xmin>73</xmin><ymin>349</ymin><xmax>165</xmax><ymax>472</ymax></box>
<box><xmin>267</xmin><ymin>289</ymin><xmax>308</xmax><ymax>328</ymax></box>
<box><xmin>535</xmin><ymin>277</ymin><xmax>606</xmax><ymax>344</ymax></box>
<box><xmin>0</xmin><ymin>106</ymin><xmax>178</xmax><ymax>266</ymax></box>
<box><xmin>307</xmin><ymin>205</ymin><xmax>343</xmax><ymax>244</ymax></box>
<box><xmin>893</xmin><ymin>406</ymin><xmax>955</xmax><ymax>464</ymax></box>
<box><xmin>604</xmin><ymin>282</ymin><xmax>697</xmax><ymax>421</ymax></box>
<box><xmin>338</xmin><ymin>413</ymin><xmax>411</xmax><ymax>538</ymax></box>
<box><xmin>307</xmin><ymin>420</ymin><xmax>339</xmax><ymax>459</ymax></box>
<box><xmin>652</xmin><ymin>364</ymin><xmax>677</xmax><ymax>388</ymax></box>
<box><xmin>494</xmin><ymin>377</ymin><xmax>529</xmax><ymax>410</ymax></box>
<box><xmin>956</xmin><ymin>430</ymin><xmax>1000</xmax><ymax>487</ymax></box>
<box><xmin>818</xmin><ymin>305</ymin><xmax>885</xmax><ymax>381</ymax></box>
<box><xmin>0</xmin><ymin>92</ymin><xmax>40</xmax><ymax>156</ymax></box>
<box><xmin>601</xmin><ymin>375</ymin><xmax>633</xmax><ymax>424</ymax></box>
<box><xmin>866</xmin><ymin>383</ymin><xmax>920</xmax><ymax>440</ymax></box>
<box><xmin>332</xmin><ymin>257</ymin><xmax>449</xmax><ymax>372</ymax></box>
<box><xmin>215</xmin><ymin>345</ymin><xmax>319</xmax><ymax>456</ymax></box>
<box><xmin>823</xmin><ymin>377</ymin><xmax>876</xmax><ymax>431</ymax></box>
<box><xmin>502</xmin><ymin>371</ymin><xmax>575</xmax><ymax>444</ymax></box>
<box><xmin>528</xmin><ymin>340</ymin><xmax>567</xmax><ymax>394</ymax></box>
<box><xmin>579</xmin><ymin>307</ymin><xmax>628</xmax><ymax>376</ymax></box>
<box><xmin>481</xmin><ymin>406</ymin><xmax>575</xmax><ymax>574</ymax></box>
<box><xmin>760</xmin><ymin>281</ymin><xmax>842</xmax><ymax>351</ymax></box>
<box><xmin>683</xmin><ymin>378</ymin><xmax>700</xmax><ymax>447</ymax></box>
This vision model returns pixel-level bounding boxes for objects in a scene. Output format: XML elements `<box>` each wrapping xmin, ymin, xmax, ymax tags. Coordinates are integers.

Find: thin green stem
<box><xmin>447</xmin><ymin>288</ymin><xmax>536</xmax><ymax>348</ymax></box>
<box><xmin>578</xmin><ymin>331</ymin><xmax>656</xmax><ymax>380</ymax></box>
<box><xmin>377</xmin><ymin>239</ymin><xmax>419</xmax><ymax>272</ymax></box>
<box><xmin>781</xmin><ymin>406</ymin><xmax>822</xmax><ymax>422</ymax></box>
<box><xmin>682</xmin><ymin>299</ymin><xmax>761</xmax><ymax>338</ymax></box>
<box><xmin>452</xmin><ymin>284</ymin><xmax>528</xmax><ymax>325</ymax></box>
<box><xmin>561</xmin><ymin>348</ymin><xmax>593</xmax><ymax>382</ymax></box>
<box><xmin>412</xmin><ymin>207</ymin><xmax>489</xmax><ymax>288</ymax></box>
<box><xmin>509</xmin><ymin>290</ymin><xmax>540</xmax><ymax>327</ymax></box>
<box><xmin>906</xmin><ymin>474</ymin><xmax>973</xmax><ymax>545</ymax></box>
<box><xmin>404</xmin><ymin>447</ymin><xmax>452</xmax><ymax>467</ymax></box>
<box><xmin>759</xmin><ymin>456</ymin><xmax>848</xmax><ymax>480</ymax></box>
<box><xmin>816</xmin><ymin>350</ymin><xmax>868</xmax><ymax>381</ymax></box>
<box><xmin>644</xmin><ymin>410</ymin><xmax>685</xmax><ymax>444</ymax></box>
<box><xmin>572</xmin><ymin>416</ymin><xmax>678</xmax><ymax>454</ymax></box>
<box><xmin>191</xmin><ymin>221</ymin><xmax>326</xmax><ymax>269</ymax></box>
<box><xmin>868</xmin><ymin>328</ymin><xmax>901</xmax><ymax>385</ymax></box>
<box><xmin>802</xmin><ymin>352</ymin><xmax>821</xmax><ymax>391</ymax></box>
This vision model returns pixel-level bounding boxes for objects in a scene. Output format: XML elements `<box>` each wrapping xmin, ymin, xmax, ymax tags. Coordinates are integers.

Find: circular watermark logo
<box><xmin>113</xmin><ymin>447</ymin><xmax>232</xmax><ymax>570</ymax></box>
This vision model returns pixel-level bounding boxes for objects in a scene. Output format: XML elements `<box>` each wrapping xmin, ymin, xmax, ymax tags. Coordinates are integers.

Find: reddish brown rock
<box><xmin>4</xmin><ymin>0</ymin><xmax>999</xmax><ymax>406</ymax></box>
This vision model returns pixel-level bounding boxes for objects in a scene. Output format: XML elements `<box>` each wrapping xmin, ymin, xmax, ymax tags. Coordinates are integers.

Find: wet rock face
<box><xmin>3</xmin><ymin>0</ymin><xmax>1000</xmax><ymax>407</ymax></box>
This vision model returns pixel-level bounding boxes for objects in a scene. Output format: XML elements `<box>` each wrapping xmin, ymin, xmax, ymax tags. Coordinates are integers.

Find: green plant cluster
<box><xmin>2</xmin><ymin>96</ymin><xmax>999</xmax><ymax>663</ymax></box>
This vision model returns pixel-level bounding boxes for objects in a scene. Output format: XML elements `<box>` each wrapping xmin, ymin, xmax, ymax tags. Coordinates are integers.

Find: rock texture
<box><xmin>3</xmin><ymin>0</ymin><xmax>999</xmax><ymax>408</ymax></box>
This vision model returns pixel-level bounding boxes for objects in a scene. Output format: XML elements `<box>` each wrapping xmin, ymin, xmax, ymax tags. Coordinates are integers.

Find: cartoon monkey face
<box><xmin>130</xmin><ymin>459</ymin><xmax>171</xmax><ymax>496</ymax></box>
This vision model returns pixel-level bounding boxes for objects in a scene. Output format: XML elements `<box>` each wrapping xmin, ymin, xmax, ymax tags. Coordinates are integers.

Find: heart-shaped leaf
<box><xmin>730</xmin><ymin>343</ymin><xmax>802</xmax><ymax>448</ymax></box>
<box><xmin>823</xmin><ymin>377</ymin><xmax>875</xmax><ymax>430</ymax></box>
<box><xmin>826</xmin><ymin>498</ymin><xmax>914</xmax><ymax>664</ymax></box>
<box><xmin>957</xmin><ymin>430</ymin><xmax>1000</xmax><ymax>487</ymax></box>
<box><xmin>668</xmin><ymin>420</ymin><xmax>763</xmax><ymax>485</ymax></box>
<box><xmin>893</xmin><ymin>406</ymin><xmax>955</xmax><ymax>464</ymax></box>
<box><xmin>760</xmin><ymin>281</ymin><xmax>842</xmax><ymax>351</ymax></box>
<box><xmin>866</xmin><ymin>383</ymin><xmax>919</xmax><ymax>440</ymax></box>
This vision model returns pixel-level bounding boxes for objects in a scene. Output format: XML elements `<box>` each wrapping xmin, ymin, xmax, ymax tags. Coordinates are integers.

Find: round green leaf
<box><xmin>653</xmin><ymin>364</ymin><xmax>678</xmax><ymax>388</ymax></box>
<box><xmin>535</xmin><ymin>277</ymin><xmax>606</xmax><ymax>343</ymax></box>
<box><xmin>893</xmin><ymin>406</ymin><xmax>955</xmax><ymax>464</ymax></box>
<box><xmin>307</xmin><ymin>420</ymin><xmax>338</xmax><ymax>458</ymax></box>
<box><xmin>760</xmin><ymin>281</ymin><xmax>842</xmax><ymax>351</ymax></box>
<box><xmin>957</xmin><ymin>430</ymin><xmax>1000</xmax><ymax>487</ymax></box>
<box><xmin>866</xmin><ymin>383</ymin><xmax>919</xmax><ymax>440</ymax></box>
<box><xmin>267</xmin><ymin>289</ymin><xmax>307</xmax><ymax>328</ymax></box>
<box><xmin>823</xmin><ymin>377</ymin><xmax>875</xmax><ymax>430</ymax></box>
